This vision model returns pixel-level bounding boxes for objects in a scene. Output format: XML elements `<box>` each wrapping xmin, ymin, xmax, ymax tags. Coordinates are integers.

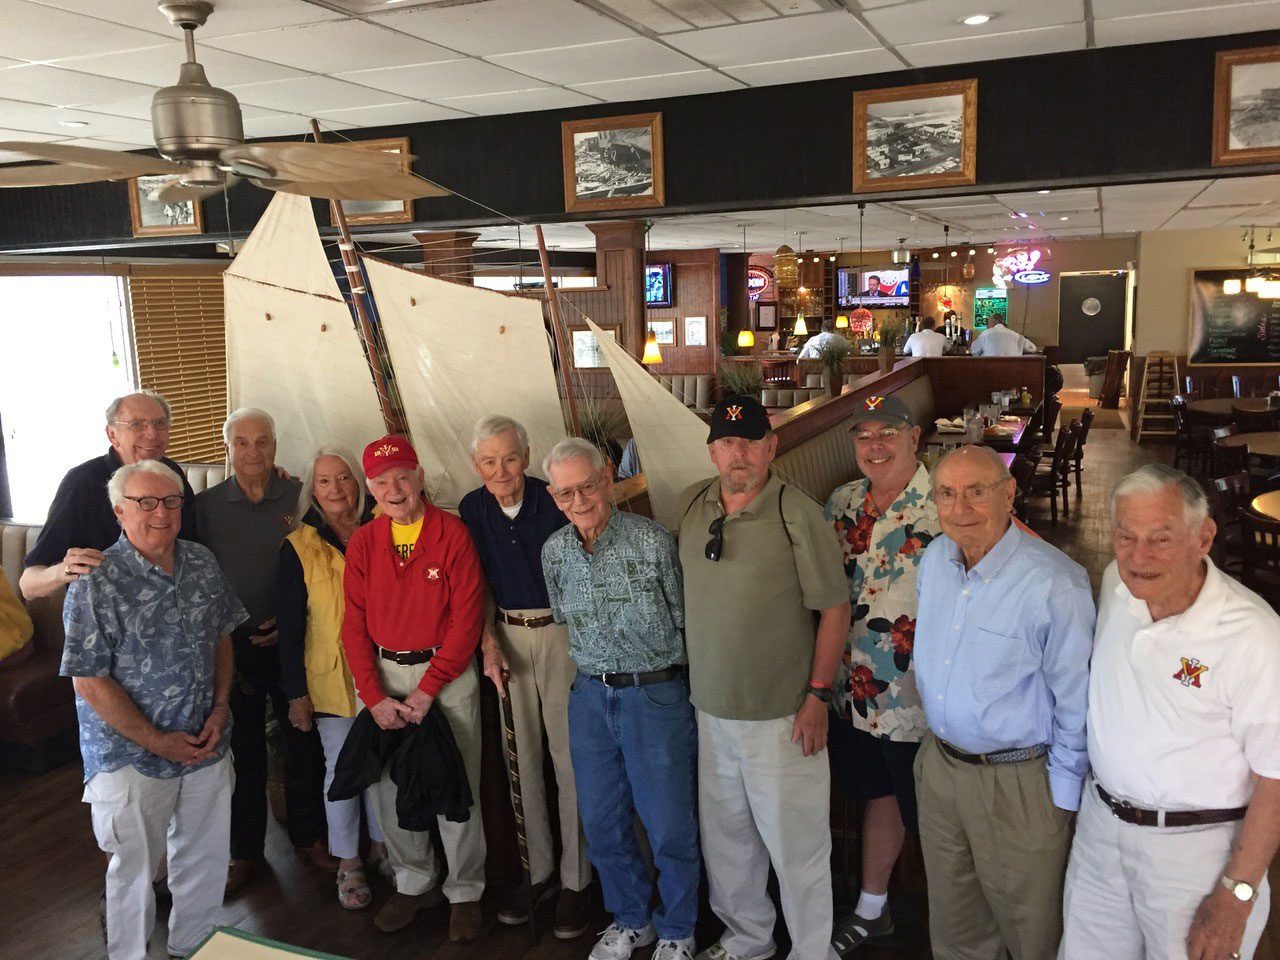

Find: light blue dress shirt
<box><xmin>914</xmin><ymin>522</ymin><xmax>1095</xmax><ymax>810</ymax></box>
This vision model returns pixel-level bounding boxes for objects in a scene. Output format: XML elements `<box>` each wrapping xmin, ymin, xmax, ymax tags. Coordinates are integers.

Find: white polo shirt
<box><xmin>1088</xmin><ymin>559</ymin><xmax>1280</xmax><ymax>811</ymax></box>
<box><xmin>903</xmin><ymin>329</ymin><xmax>947</xmax><ymax>357</ymax></box>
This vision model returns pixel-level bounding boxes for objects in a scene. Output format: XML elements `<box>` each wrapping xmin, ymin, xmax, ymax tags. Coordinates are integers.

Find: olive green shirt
<box><xmin>677</xmin><ymin>472</ymin><xmax>847</xmax><ymax>721</ymax></box>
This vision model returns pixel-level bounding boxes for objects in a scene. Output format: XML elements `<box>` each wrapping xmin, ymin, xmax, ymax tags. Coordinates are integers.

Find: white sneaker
<box><xmin>653</xmin><ymin>938</ymin><xmax>697</xmax><ymax>960</ymax></box>
<box><xmin>695</xmin><ymin>942</ymin><xmax>776</xmax><ymax>960</ymax></box>
<box><xmin>589</xmin><ymin>923</ymin><xmax>658</xmax><ymax>960</ymax></box>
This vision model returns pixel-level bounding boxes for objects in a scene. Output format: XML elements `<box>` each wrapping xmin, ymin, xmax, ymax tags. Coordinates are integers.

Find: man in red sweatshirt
<box><xmin>342</xmin><ymin>436</ymin><xmax>486</xmax><ymax>941</ymax></box>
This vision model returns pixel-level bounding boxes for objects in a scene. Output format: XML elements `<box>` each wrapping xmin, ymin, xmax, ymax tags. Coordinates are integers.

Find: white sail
<box><xmin>224</xmin><ymin>195</ymin><xmax>388</xmax><ymax>476</ymax></box>
<box><xmin>584</xmin><ymin>318</ymin><xmax>713</xmax><ymax>529</ymax></box>
<box><xmin>364</xmin><ymin>257</ymin><xmax>567</xmax><ymax>508</ymax></box>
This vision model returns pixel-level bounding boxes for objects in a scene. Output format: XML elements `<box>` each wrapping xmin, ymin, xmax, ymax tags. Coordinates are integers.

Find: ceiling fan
<box><xmin>0</xmin><ymin>1</ymin><xmax>450</xmax><ymax>204</ymax></box>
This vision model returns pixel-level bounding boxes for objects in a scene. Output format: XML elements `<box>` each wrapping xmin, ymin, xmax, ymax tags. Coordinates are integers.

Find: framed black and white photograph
<box><xmin>1213</xmin><ymin>46</ymin><xmax>1280</xmax><ymax>167</ymax></box>
<box><xmin>650</xmin><ymin>320</ymin><xmax>675</xmax><ymax>345</ymax></box>
<box><xmin>854</xmin><ymin>79</ymin><xmax>977</xmax><ymax>193</ymax></box>
<box><xmin>128</xmin><ymin>175</ymin><xmax>203</xmax><ymax>237</ymax></box>
<box><xmin>562</xmin><ymin>112</ymin><xmax>665</xmax><ymax>213</ymax></box>
<box><xmin>756</xmin><ymin>302</ymin><xmax>778</xmax><ymax>330</ymax></box>
<box><xmin>329</xmin><ymin>137</ymin><xmax>415</xmax><ymax>226</ymax></box>
<box><xmin>571</xmin><ymin>326</ymin><xmax>617</xmax><ymax>369</ymax></box>
<box><xmin>684</xmin><ymin>315</ymin><xmax>707</xmax><ymax>347</ymax></box>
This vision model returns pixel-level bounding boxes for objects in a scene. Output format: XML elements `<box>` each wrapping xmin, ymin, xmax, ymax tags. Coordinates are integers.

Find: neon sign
<box><xmin>747</xmin><ymin>266</ymin><xmax>772</xmax><ymax>301</ymax></box>
<box><xmin>993</xmin><ymin>249</ymin><xmax>1051</xmax><ymax>288</ymax></box>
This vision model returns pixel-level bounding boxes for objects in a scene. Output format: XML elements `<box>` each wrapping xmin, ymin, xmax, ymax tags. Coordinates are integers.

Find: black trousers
<box><xmin>229</xmin><ymin>642</ymin><xmax>327</xmax><ymax>861</ymax></box>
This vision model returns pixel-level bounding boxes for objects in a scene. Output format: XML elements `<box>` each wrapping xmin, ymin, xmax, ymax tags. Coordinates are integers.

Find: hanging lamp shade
<box><xmin>794</xmin><ymin>315</ymin><xmax>809</xmax><ymax>336</ymax></box>
<box><xmin>737</xmin><ymin>329</ymin><xmax>756</xmax><ymax>348</ymax></box>
<box><xmin>1223</xmin><ymin>278</ymin><xmax>1242</xmax><ymax>295</ymax></box>
<box><xmin>774</xmin><ymin>244</ymin><xmax>800</xmax><ymax>289</ymax></box>
<box><xmin>835</xmin><ymin>315</ymin><xmax>849</xmax><ymax>329</ymax></box>
<box><xmin>641</xmin><ymin>329</ymin><xmax>663</xmax><ymax>365</ymax></box>
<box><xmin>1245</xmin><ymin>275</ymin><xmax>1265</xmax><ymax>294</ymax></box>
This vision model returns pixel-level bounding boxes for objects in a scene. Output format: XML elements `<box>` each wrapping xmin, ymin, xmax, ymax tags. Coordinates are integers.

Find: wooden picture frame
<box><xmin>756</xmin><ymin>302</ymin><xmax>778</xmax><ymax>330</ymax></box>
<box><xmin>684</xmin><ymin>315</ymin><xmax>707</xmax><ymax>347</ymax></box>
<box><xmin>570</xmin><ymin>325</ymin><xmax>618</xmax><ymax>369</ymax></box>
<box><xmin>1212</xmin><ymin>46</ymin><xmax>1280</xmax><ymax>167</ymax></box>
<box><xmin>562</xmin><ymin>112</ymin><xmax>665</xmax><ymax>213</ymax></box>
<box><xmin>328</xmin><ymin>136</ymin><xmax>415</xmax><ymax>226</ymax></box>
<box><xmin>128</xmin><ymin>175</ymin><xmax>204</xmax><ymax>237</ymax></box>
<box><xmin>853</xmin><ymin>79</ymin><xmax>977</xmax><ymax>193</ymax></box>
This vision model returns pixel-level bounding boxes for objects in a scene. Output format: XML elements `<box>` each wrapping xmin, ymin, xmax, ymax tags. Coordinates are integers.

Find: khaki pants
<box><xmin>915</xmin><ymin>733</ymin><xmax>1073</xmax><ymax>960</ymax></box>
<box><xmin>372</xmin><ymin>658</ymin><xmax>486</xmax><ymax>904</ymax></box>
<box><xmin>497</xmin><ymin>608</ymin><xmax>591</xmax><ymax>891</ymax></box>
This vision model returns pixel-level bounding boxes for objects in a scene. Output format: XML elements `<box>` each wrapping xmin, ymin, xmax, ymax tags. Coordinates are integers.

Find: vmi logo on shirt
<box><xmin>725</xmin><ymin>405</ymin><xmax>743</xmax><ymax>421</ymax></box>
<box><xmin>1173</xmin><ymin>657</ymin><xmax>1209</xmax><ymax>688</ymax></box>
<box><xmin>427</xmin><ymin>567</ymin><xmax>441</xmax><ymax>580</ymax></box>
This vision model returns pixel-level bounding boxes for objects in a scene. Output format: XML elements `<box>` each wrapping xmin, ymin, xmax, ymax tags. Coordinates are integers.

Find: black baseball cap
<box><xmin>847</xmin><ymin>394</ymin><xmax>916</xmax><ymax>429</ymax></box>
<box><xmin>708</xmin><ymin>394</ymin><xmax>771</xmax><ymax>442</ymax></box>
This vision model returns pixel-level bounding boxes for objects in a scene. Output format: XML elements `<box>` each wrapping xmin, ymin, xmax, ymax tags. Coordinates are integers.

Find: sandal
<box><xmin>337</xmin><ymin>866</ymin><xmax>372</xmax><ymax>911</ymax></box>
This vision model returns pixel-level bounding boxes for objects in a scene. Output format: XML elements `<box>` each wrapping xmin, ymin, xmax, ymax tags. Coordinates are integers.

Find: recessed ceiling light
<box><xmin>961</xmin><ymin>13</ymin><xmax>991</xmax><ymax>26</ymax></box>
<box><xmin>931</xmin><ymin>252</ymin><xmax>939</xmax><ymax>259</ymax></box>
<box><xmin>1037</xmin><ymin>189</ymin><xmax>1050</xmax><ymax>195</ymax></box>
<box><xmin>59</xmin><ymin>119</ymin><xmax>89</xmax><ymax>128</ymax></box>
<box><xmin>1060</xmin><ymin>216</ymin><xmax>1069</xmax><ymax>221</ymax></box>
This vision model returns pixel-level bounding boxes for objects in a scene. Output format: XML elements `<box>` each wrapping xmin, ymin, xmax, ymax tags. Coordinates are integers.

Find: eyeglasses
<box><xmin>550</xmin><ymin>473</ymin><xmax>603</xmax><ymax>505</ymax></box>
<box><xmin>933</xmin><ymin>475</ymin><xmax>1012</xmax><ymax>506</ymax></box>
<box><xmin>112</xmin><ymin>418</ymin><xmax>170</xmax><ymax>432</ymax></box>
<box><xmin>705</xmin><ymin>515</ymin><xmax>726</xmax><ymax>562</ymax></box>
<box><xmin>123</xmin><ymin>494</ymin><xmax>184</xmax><ymax>511</ymax></box>
<box><xmin>854</xmin><ymin>426</ymin><xmax>902</xmax><ymax>443</ymax></box>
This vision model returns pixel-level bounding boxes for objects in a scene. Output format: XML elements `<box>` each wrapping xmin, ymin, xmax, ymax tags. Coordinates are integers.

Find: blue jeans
<box><xmin>568</xmin><ymin>672</ymin><xmax>700</xmax><ymax>940</ymax></box>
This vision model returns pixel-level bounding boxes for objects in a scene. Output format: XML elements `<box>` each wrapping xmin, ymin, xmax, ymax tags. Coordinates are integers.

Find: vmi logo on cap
<box><xmin>864</xmin><ymin>396</ymin><xmax>885</xmax><ymax>411</ymax></box>
<box><xmin>725</xmin><ymin>405</ymin><xmax>743</xmax><ymax>421</ymax></box>
<box><xmin>373</xmin><ymin>443</ymin><xmax>399</xmax><ymax>457</ymax></box>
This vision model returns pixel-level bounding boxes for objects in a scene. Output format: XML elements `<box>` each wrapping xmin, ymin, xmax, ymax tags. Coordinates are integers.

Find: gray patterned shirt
<box><xmin>542</xmin><ymin>509</ymin><xmax>686</xmax><ymax>674</ymax></box>
<box><xmin>61</xmin><ymin>534</ymin><xmax>247</xmax><ymax>782</ymax></box>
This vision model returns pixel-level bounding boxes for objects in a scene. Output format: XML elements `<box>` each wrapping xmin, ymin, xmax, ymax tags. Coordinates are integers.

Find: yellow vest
<box><xmin>0</xmin><ymin>567</ymin><xmax>33</xmax><ymax>662</ymax></box>
<box><xmin>285</xmin><ymin>525</ymin><xmax>358</xmax><ymax>717</ymax></box>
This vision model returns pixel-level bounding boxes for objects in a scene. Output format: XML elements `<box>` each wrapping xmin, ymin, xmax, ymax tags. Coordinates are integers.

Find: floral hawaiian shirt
<box><xmin>824</xmin><ymin>463</ymin><xmax>939</xmax><ymax>742</ymax></box>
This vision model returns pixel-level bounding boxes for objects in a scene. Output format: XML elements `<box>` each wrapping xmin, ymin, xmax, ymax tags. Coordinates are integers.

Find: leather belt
<box><xmin>499</xmin><ymin>610</ymin><xmax>556</xmax><ymax>629</ymax></box>
<box><xmin>376</xmin><ymin>645</ymin><xmax>438</xmax><ymax>666</ymax></box>
<box><xmin>938</xmin><ymin>738</ymin><xmax>1048</xmax><ymax>766</ymax></box>
<box><xmin>583</xmin><ymin>665</ymin><xmax>684</xmax><ymax>688</ymax></box>
<box><xmin>1095</xmin><ymin>782</ymin><xmax>1247</xmax><ymax>828</ymax></box>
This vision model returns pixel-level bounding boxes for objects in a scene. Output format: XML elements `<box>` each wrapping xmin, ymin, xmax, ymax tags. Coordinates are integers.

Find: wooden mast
<box><xmin>535</xmin><ymin>224</ymin><xmax>581</xmax><ymax>437</ymax></box>
<box><xmin>308</xmin><ymin>118</ymin><xmax>403</xmax><ymax>436</ymax></box>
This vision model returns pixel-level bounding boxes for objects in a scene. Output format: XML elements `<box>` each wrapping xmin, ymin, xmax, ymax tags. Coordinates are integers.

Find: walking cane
<box><xmin>499</xmin><ymin>682</ymin><xmax>540</xmax><ymax>944</ymax></box>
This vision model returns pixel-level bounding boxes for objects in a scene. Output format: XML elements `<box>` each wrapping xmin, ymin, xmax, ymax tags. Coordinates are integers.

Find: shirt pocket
<box><xmin>967</xmin><ymin>627</ymin><xmax>1043</xmax><ymax>703</ymax></box>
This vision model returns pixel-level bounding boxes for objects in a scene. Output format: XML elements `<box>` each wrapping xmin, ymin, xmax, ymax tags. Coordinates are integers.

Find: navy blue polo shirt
<box><xmin>459</xmin><ymin>475</ymin><xmax>568</xmax><ymax>612</ymax></box>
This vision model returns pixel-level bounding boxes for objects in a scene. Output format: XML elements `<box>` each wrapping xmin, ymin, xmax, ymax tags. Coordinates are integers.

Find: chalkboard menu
<box><xmin>1189</xmin><ymin>270</ymin><xmax>1280</xmax><ymax>364</ymax></box>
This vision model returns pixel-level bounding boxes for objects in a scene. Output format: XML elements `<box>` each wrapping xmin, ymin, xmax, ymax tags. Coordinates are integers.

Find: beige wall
<box><xmin>1133</xmin><ymin>227</ymin><xmax>1248</xmax><ymax>357</ymax></box>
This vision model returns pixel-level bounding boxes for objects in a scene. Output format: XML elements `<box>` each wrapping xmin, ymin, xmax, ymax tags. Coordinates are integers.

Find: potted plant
<box><xmin>816</xmin><ymin>337</ymin><xmax>853</xmax><ymax>398</ymax></box>
<box><xmin>718</xmin><ymin>361</ymin><xmax>764</xmax><ymax>400</ymax></box>
<box><xmin>876</xmin><ymin>317</ymin><xmax>907</xmax><ymax>374</ymax></box>
<box><xmin>577</xmin><ymin>394</ymin><xmax>626</xmax><ymax>469</ymax></box>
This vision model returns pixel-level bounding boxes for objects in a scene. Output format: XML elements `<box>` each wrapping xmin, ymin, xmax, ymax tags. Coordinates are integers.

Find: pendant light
<box><xmin>892</xmin><ymin>238</ymin><xmax>909</xmax><ymax>265</ymax></box>
<box><xmin>642</xmin><ymin>326</ymin><xmax>663</xmax><ymax>365</ymax></box>
<box><xmin>737</xmin><ymin>329</ymin><xmax>756</xmax><ymax>348</ymax></box>
<box><xmin>794</xmin><ymin>315</ymin><xmax>809</xmax><ymax>336</ymax></box>
<box><xmin>738</xmin><ymin>223</ymin><xmax>755</xmax><ymax>348</ymax></box>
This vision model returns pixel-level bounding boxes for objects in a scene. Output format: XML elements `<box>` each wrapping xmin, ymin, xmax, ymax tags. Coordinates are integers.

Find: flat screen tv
<box><xmin>837</xmin><ymin>267</ymin><xmax>909</xmax><ymax>307</ymax></box>
<box><xmin>645</xmin><ymin>263</ymin><xmax>673</xmax><ymax>307</ymax></box>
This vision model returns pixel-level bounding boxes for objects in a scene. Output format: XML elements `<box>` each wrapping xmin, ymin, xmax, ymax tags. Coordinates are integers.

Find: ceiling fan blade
<box><xmin>221</xmin><ymin>141</ymin><xmax>410</xmax><ymax>183</ymax></box>
<box><xmin>254</xmin><ymin>171</ymin><xmax>450</xmax><ymax>201</ymax></box>
<box><xmin>0</xmin><ymin>162</ymin><xmax>122</xmax><ymax>187</ymax></box>
<box><xmin>0</xmin><ymin>141</ymin><xmax>181</xmax><ymax>176</ymax></box>
<box><xmin>157</xmin><ymin>174</ymin><xmax>240</xmax><ymax>203</ymax></box>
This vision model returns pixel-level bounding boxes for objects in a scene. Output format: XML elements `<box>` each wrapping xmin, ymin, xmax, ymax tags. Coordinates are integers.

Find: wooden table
<box><xmin>922</xmin><ymin>418</ymin><xmax>1029</xmax><ymax>453</ymax></box>
<box><xmin>1219</xmin><ymin>432</ymin><xmax>1280</xmax><ymax>459</ymax></box>
<box><xmin>1189</xmin><ymin>397</ymin><xmax>1273</xmax><ymax>416</ymax></box>
<box><xmin>1251</xmin><ymin>490</ymin><xmax>1280</xmax><ymax>522</ymax></box>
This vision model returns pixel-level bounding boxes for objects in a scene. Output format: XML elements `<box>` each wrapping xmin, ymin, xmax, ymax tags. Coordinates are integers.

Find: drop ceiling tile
<box><xmin>435</xmin><ymin>86</ymin><xmax>600</xmax><ymax>115</ymax></box>
<box><xmin>207</xmin><ymin>20</ymin><xmax>457</xmax><ymax>73</ymax></box>
<box><xmin>0</xmin><ymin>98</ymin><xmax>132</xmax><ymax>134</ymax></box>
<box><xmin>1102</xmin><ymin>180</ymin><xmax>1213</xmax><ymax>207</ymax></box>
<box><xmin>0</xmin><ymin>126</ymin><xmax>63</xmax><ymax>143</ymax></box>
<box><xmin>0</xmin><ymin>57</ymin><xmax>21</xmax><ymax>68</ymax></box>
<box><xmin>489</xmin><ymin>38</ymin><xmax>701</xmax><ymax>86</ymax></box>
<box><xmin>865</xmin><ymin>0</ymin><xmax>1084</xmax><ymax>45</ymax></box>
<box><xmin>26</xmin><ymin>0</ymin><xmax>344</xmax><ymax>40</ymax></box>
<box><xmin>664</xmin><ymin>11</ymin><xmax>878</xmax><ymax>67</ymax></box>
<box><xmin>313</xmin><ymin>100</ymin><xmax>473</xmax><ymax>125</ymax></box>
<box><xmin>242</xmin><ymin>112</ymin><xmax>354</xmax><ymax>139</ymax></box>
<box><xmin>54</xmin><ymin>136</ymin><xmax>151</xmax><ymax>150</ymax></box>
<box><xmin>335</xmin><ymin>59</ymin><xmax>537</xmax><ymax>100</ymax></box>
<box><xmin>228</xmin><ymin>76</ymin><xmax>407</xmax><ymax>113</ymax></box>
<box><xmin>900</xmin><ymin>23</ymin><xmax>1086</xmax><ymax>68</ymax></box>
<box><xmin>0</xmin><ymin>64</ymin><xmax>156</xmax><ymax>108</ymax></box>
<box><xmin>994</xmin><ymin>189</ymin><xmax>1100</xmax><ymax>211</ymax></box>
<box><xmin>1095</xmin><ymin>2</ymin><xmax>1280</xmax><ymax>45</ymax></box>
<box><xmin>70</xmin><ymin>43</ymin><xmax>305</xmax><ymax>88</ymax></box>
<box><xmin>1162</xmin><ymin>207</ymin><xmax>1257</xmax><ymax>230</ymax></box>
<box><xmin>371</xmin><ymin>0</ymin><xmax>635</xmax><ymax>57</ymax></box>
<box><xmin>1094</xmin><ymin>0</ymin><xmax>1273</xmax><ymax>15</ymax></box>
<box><xmin>724</xmin><ymin>49</ymin><xmax>902</xmax><ymax>87</ymax></box>
<box><xmin>1189</xmin><ymin>175</ymin><xmax>1280</xmax><ymax>208</ymax></box>
<box><xmin>34</xmin><ymin>112</ymin><xmax>157</xmax><ymax>142</ymax></box>
<box><xmin>592</xmin><ymin>0</ymin><xmax>694</xmax><ymax>34</ymax></box>
<box><xmin>571</xmin><ymin>69</ymin><xmax>744</xmax><ymax>100</ymax></box>
<box><xmin>0</xmin><ymin>1</ymin><xmax>170</xmax><ymax>61</ymax></box>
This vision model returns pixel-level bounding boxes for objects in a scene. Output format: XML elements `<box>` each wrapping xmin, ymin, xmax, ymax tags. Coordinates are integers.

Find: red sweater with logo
<box><xmin>342</xmin><ymin>506</ymin><xmax>485</xmax><ymax>704</ymax></box>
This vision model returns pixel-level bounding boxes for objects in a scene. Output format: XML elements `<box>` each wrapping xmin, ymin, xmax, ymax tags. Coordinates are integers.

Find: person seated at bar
<box><xmin>969</xmin><ymin>317</ymin><xmax>1037</xmax><ymax>357</ymax></box>
<box><xmin>823</xmin><ymin>395</ymin><xmax>939</xmax><ymax>954</ymax></box>
<box><xmin>20</xmin><ymin>390</ymin><xmax>196</xmax><ymax>601</ymax></box>
<box><xmin>914</xmin><ymin>445</ymin><xmax>1094</xmax><ymax>960</ymax></box>
<box><xmin>61</xmin><ymin>460</ymin><xmax>245</xmax><ymax>960</ymax></box>
<box><xmin>0</xmin><ymin>562</ymin><xmax>33</xmax><ymax>663</ymax></box>
<box><xmin>902</xmin><ymin>317</ymin><xmax>947</xmax><ymax>358</ymax></box>
<box><xmin>540</xmin><ymin>437</ymin><xmax>699</xmax><ymax>960</ymax></box>
<box><xmin>277</xmin><ymin>447</ymin><xmax>388</xmax><ymax>911</ymax></box>
<box><xmin>797</xmin><ymin>317</ymin><xmax>844</xmax><ymax>360</ymax></box>
<box><xmin>1061</xmin><ymin>464</ymin><xmax>1280</xmax><ymax>960</ymax></box>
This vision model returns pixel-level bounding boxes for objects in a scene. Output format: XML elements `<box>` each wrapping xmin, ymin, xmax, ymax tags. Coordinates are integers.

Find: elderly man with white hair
<box><xmin>1060</xmin><ymin>464</ymin><xmax>1280</xmax><ymax>960</ymax></box>
<box><xmin>61</xmin><ymin>459</ymin><xmax>246</xmax><ymax>960</ymax></box>
<box><xmin>459</xmin><ymin>416</ymin><xmax>591</xmax><ymax>938</ymax></box>
<box><xmin>195</xmin><ymin>408</ymin><xmax>329</xmax><ymax>896</ymax></box>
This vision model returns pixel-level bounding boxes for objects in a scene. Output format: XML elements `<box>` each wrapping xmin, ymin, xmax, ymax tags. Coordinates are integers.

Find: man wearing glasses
<box><xmin>540</xmin><ymin>438</ymin><xmax>698</xmax><ymax>960</ymax></box>
<box><xmin>913</xmin><ymin>444</ymin><xmax>1094</xmax><ymax>960</ymax></box>
<box><xmin>20</xmin><ymin>390</ymin><xmax>197</xmax><ymax>600</ymax></box>
<box><xmin>677</xmin><ymin>394</ymin><xmax>849</xmax><ymax>960</ymax></box>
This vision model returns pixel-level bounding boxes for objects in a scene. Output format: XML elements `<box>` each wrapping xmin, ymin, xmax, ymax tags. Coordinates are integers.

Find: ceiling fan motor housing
<box><xmin>152</xmin><ymin>60</ymin><xmax>244</xmax><ymax>163</ymax></box>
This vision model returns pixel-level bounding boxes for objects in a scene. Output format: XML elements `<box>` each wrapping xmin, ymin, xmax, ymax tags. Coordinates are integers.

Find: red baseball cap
<box><xmin>362</xmin><ymin>435</ymin><xmax>419</xmax><ymax>478</ymax></box>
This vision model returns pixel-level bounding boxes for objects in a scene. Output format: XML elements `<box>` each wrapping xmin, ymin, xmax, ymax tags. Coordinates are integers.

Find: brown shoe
<box><xmin>225</xmin><ymin>859</ymin><xmax>259</xmax><ymax>899</ymax></box>
<box><xmin>449</xmin><ymin>900</ymin><xmax>483</xmax><ymax>942</ymax></box>
<box><xmin>374</xmin><ymin>888</ymin><xmax>442</xmax><ymax>933</ymax></box>
<box><xmin>497</xmin><ymin>879</ymin><xmax>556</xmax><ymax>925</ymax></box>
<box><xmin>296</xmin><ymin>840</ymin><xmax>340</xmax><ymax>872</ymax></box>
<box><xmin>554</xmin><ymin>886</ymin><xmax>591</xmax><ymax>940</ymax></box>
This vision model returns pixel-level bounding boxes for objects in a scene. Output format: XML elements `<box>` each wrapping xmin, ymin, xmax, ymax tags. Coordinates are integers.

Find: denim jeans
<box><xmin>568</xmin><ymin>672</ymin><xmax>700</xmax><ymax>940</ymax></box>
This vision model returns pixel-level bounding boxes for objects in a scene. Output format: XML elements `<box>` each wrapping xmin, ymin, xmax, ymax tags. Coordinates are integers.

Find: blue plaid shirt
<box><xmin>915</xmin><ymin>522</ymin><xmax>1095</xmax><ymax>810</ymax></box>
<box><xmin>61</xmin><ymin>535</ymin><xmax>247</xmax><ymax>782</ymax></box>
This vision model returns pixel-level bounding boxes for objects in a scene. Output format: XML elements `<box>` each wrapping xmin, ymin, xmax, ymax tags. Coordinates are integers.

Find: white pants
<box><xmin>315</xmin><ymin>715</ymin><xmax>384</xmax><ymax>860</ymax></box>
<box><xmin>1060</xmin><ymin>781</ymin><xmax>1271</xmax><ymax>960</ymax></box>
<box><xmin>85</xmin><ymin>754</ymin><xmax>232</xmax><ymax>960</ymax></box>
<box><xmin>697</xmin><ymin>710</ymin><xmax>834</xmax><ymax>960</ymax></box>
<box><xmin>372</xmin><ymin>658</ymin><xmax>486</xmax><ymax>903</ymax></box>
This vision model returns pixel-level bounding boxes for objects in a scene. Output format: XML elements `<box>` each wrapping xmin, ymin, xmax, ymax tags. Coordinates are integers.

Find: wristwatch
<box><xmin>806</xmin><ymin>684</ymin><xmax>834</xmax><ymax>704</ymax></box>
<box><xmin>1220</xmin><ymin>874</ymin><xmax>1258</xmax><ymax>903</ymax></box>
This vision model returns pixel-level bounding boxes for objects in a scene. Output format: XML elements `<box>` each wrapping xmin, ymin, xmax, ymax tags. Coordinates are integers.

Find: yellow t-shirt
<box><xmin>0</xmin><ymin>566</ymin><xmax>34</xmax><ymax>662</ymax></box>
<box><xmin>391</xmin><ymin>516</ymin><xmax>423</xmax><ymax>562</ymax></box>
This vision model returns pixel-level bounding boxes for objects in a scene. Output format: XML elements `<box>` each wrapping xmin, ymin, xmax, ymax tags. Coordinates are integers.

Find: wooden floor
<box><xmin>2</xmin><ymin>427</ymin><xmax>1277</xmax><ymax>960</ymax></box>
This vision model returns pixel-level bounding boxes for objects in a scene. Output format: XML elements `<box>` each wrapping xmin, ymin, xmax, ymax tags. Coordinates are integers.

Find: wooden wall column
<box><xmin>413</xmin><ymin>230</ymin><xmax>480</xmax><ymax>283</ymax></box>
<box><xmin>586</xmin><ymin>219</ymin><xmax>646</xmax><ymax>356</ymax></box>
<box><xmin>725</xmin><ymin>252</ymin><xmax>750</xmax><ymax>338</ymax></box>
